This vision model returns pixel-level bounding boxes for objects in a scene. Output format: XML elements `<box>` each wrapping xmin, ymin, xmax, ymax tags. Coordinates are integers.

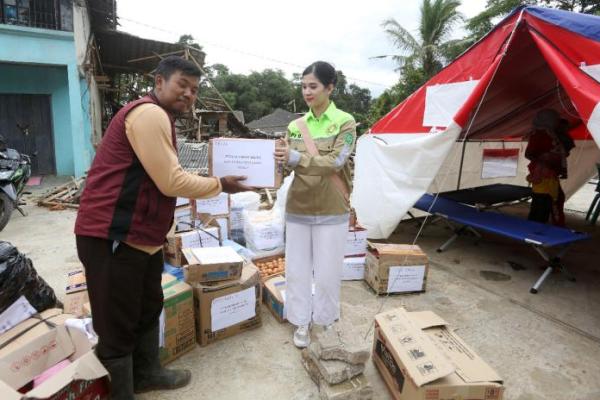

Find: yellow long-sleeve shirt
<box><xmin>123</xmin><ymin>103</ymin><xmax>222</xmax><ymax>254</ymax></box>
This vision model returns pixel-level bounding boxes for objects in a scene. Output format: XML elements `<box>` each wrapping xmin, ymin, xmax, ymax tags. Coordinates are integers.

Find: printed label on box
<box><xmin>196</xmin><ymin>193</ymin><xmax>229</xmax><ymax>215</ymax></box>
<box><xmin>387</xmin><ymin>265</ymin><xmax>426</xmax><ymax>293</ymax></box>
<box><xmin>342</xmin><ymin>257</ymin><xmax>366</xmax><ymax>280</ymax></box>
<box><xmin>210</xmin><ymin>287</ymin><xmax>256</xmax><ymax>332</ymax></box>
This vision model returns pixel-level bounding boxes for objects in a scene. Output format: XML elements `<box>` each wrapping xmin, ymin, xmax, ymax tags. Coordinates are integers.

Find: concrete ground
<box><xmin>2</xmin><ymin>177</ymin><xmax>600</xmax><ymax>400</ymax></box>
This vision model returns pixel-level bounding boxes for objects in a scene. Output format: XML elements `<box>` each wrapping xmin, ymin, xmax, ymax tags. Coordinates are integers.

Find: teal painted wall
<box><xmin>0</xmin><ymin>24</ymin><xmax>93</xmax><ymax>176</ymax></box>
<box><xmin>0</xmin><ymin>64</ymin><xmax>72</xmax><ymax>174</ymax></box>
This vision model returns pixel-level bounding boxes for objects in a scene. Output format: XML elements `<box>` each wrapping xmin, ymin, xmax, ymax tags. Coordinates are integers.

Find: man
<box><xmin>75</xmin><ymin>56</ymin><xmax>251</xmax><ymax>399</ymax></box>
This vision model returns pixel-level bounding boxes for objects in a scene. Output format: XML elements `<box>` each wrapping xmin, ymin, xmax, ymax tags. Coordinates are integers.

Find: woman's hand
<box><xmin>274</xmin><ymin>139</ymin><xmax>290</xmax><ymax>164</ymax></box>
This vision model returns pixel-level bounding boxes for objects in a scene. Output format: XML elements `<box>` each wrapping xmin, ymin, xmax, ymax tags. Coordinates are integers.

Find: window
<box><xmin>2</xmin><ymin>0</ymin><xmax>30</xmax><ymax>25</ymax></box>
<box><xmin>0</xmin><ymin>0</ymin><xmax>73</xmax><ymax>31</ymax></box>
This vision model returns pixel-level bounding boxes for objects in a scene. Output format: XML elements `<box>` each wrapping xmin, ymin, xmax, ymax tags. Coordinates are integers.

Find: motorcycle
<box><xmin>0</xmin><ymin>135</ymin><xmax>32</xmax><ymax>231</ymax></box>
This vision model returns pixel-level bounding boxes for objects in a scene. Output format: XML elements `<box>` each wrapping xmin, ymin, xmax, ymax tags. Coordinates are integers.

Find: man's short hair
<box><xmin>155</xmin><ymin>56</ymin><xmax>201</xmax><ymax>81</ymax></box>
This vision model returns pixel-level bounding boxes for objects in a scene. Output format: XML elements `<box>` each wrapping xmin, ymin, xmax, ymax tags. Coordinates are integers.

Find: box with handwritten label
<box><xmin>364</xmin><ymin>242</ymin><xmax>428</xmax><ymax>295</ymax></box>
<box><xmin>209</xmin><ymin>138</ymin><xmax>283</xmax><ymax>189</ymax></box>
<box><xmin>191</xmin><ymin>264</ymin><xmax>262</xmax><ymax>346</ymax></box>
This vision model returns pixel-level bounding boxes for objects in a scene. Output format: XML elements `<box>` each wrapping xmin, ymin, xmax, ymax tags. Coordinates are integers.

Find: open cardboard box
<box><xmin>0</xmin><ymin>309</ymin><xmax>109</xmax><ymax>400</ymax></box>
<box><xmin>373</xmin><ymin>307</ymin><xmax>504</xmax><ymax>400</ymax></box>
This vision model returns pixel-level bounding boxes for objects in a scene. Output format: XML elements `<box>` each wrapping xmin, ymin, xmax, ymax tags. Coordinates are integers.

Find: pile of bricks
<box><xmin>301</xmin><ymin>325</ymin><xmax>373</xmax><ymax>400</ymax></box>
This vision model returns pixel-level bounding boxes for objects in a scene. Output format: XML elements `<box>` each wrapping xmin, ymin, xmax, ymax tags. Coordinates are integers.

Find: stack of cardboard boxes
<box><xmin>179</xmin><ymin>245</ymin><xmax>262</xmax><ymax>347</ymax></box>
<box><xmin>165</xmin><ymin>194</ymin><xmax>231</xmax><ymax>267</ymax></box>
<box><xmin>343</xmin><ymin>225</ymin><xmax>369</xmax><ymax>281</ymax></box>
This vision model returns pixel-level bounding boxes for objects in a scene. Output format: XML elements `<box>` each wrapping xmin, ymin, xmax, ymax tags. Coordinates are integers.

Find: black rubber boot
<box><xmin>100</xmin><ymin>355</ymin><xmax>135</xmax><ymax>400</ymax></box>
<box><xmin>133</xmin><ymin>324</ymin><xmax>191</xmax><ymax>394</ymax></box>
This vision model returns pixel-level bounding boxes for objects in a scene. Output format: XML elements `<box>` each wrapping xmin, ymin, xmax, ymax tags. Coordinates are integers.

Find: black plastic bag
<box><xmin>0</xmin><ymin>241</ymin><xmax>60</xmax><ymax>315</ymax></box>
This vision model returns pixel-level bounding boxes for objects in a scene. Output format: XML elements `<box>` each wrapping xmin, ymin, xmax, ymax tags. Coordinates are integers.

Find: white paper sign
<box><xmin>211</xmin><ymin>139</ymin><xmax>276</xmax><ymax>187</ymax></box>
<box><xmin>481</xmin><ymin>154</ymin><xmax>519</xmax><ymax>179</ymax></box>
<box><xmin>176</xmin><ymin>197</ymin><xmax>189</xmax><ymax>207</ymax></box>
<box><xmin>211</xmin><ymin>286</ymin><xmax>256</xmax><ymax>332</ymax></box>
<box><xmin>191</xmin><ymin>246</ymin><xmax>243</xmax><ymax>265</ymax></box>
<box><xmin>196</xmin><ymin>193</ymin><xmax>230</xmax><ymax>216</ymax></box>
<box><xmin>387</xmin><ymin>265</ymin><xmax>426</xmax><ymax>293</ymax></box>
<box><xmin>345</xmin><ymin>229</ymin><xmax>368</xmax><ymax>256</ymax></box>
<box><xmin>181</xmin><ymin>228</ymin><xmax>220</xmax><ymax>249</ymax></box>
<box><xmin>159</xmin><ymin>309</ymin><xmax>166</xmax><ymax>348</ymax></box>
<box><xmin>342</xmin><ymin>257</ymin><xmax>366</xmax><ymax>280</ymax></box>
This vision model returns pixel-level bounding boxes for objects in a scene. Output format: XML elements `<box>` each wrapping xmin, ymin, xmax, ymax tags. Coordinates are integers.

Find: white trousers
<box><xmin>285</xmin><ymin>220</ymin><xmax>348</xmax><ymax>326</ymax></box>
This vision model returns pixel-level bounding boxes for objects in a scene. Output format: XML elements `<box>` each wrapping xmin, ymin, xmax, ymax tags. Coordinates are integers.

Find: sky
<box><xmin>117</xmin><ymin>0</ymin><xmax>488</xmax><ymax>97</ymax></box>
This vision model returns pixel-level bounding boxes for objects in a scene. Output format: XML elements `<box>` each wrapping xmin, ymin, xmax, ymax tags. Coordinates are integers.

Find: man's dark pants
<box><xmin>75</xmin><ymin>235</ymin><xmax>164</xmax><ymax>360</ymax></box>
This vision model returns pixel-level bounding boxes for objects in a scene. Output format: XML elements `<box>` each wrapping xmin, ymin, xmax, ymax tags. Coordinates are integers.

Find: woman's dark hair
<box><xmin>302</xmin><ymin>61</ymin><xmax>337</xmax><ymax>87</ymax></box>
<box><xmin>155</xmin><ymin>56</ymin><xmax>201</xmax><ymax>81</ymax></box>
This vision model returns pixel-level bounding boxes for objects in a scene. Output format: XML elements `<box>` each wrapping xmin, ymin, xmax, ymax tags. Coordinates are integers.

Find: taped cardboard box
<box><xmin>174</xmin><ymin>205</ymin><xmax>195</xmax><ymax>232</ymax></box>
<box><xmin>0</xmin><ymin>309</ymin><xmax>109</xmax><ymax>400</ymax></box>
<box><xmin>63</xmin><ymin>269</ymin><xmax>89</xmax><ymax>317</ymax></box>
<box><xmin>164</xmin><ymin>217</ymin><xmax>222</xmax><ymax>267</ymax></box>
<box><xmin>373</xmin><ymin>308</ymin><xmax>504</xmax><ymax>400</ymax></box>
<box><xmin>193</xmin><ymin>193</ymin><xmax>230</xmax><ymax>216</ymax></box>
<box><xmin>192</xmin><ymin>263</ymin><xmax>262</xmax><ymax>346</ymax></box>
<box><xmin>209</xmin><ymin>138</ymin><xmax>283</xmax><ymax>189</ymax></box>
<box><xmin>345</xmin><ymin>226</ymin><xmax>368</xmax><ymax>257</ymax></box>
<box><xmin>342</xmin><ymin>256</ymin><xmax>366</xmax><ymax>281</ymax></box>
<box><xmin>365</xmin><ymin>243</ymin><xmax>428</xmax><ymax>295</ymax></box>
<box><xmin>262</xmin><ymin>275</ymin><xmax>286</xmax><ymax>323</ymax></box>
<box><xmin>159</xmin><ymin>274</ymin><xmax>196</xmax><ymax>365</ymax></box>
<box><xmin>183</xmin><ymin>246</ymin><xmax>244</xmax><ymax>284</ymax></box>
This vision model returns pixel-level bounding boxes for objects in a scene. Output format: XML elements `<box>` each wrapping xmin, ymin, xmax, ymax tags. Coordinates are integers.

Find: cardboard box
<box><xmin>63</xmin><ymin>269</ymin><xmax>89</xmax><ymax>317</ymax></box>
<box><xmin>159</xmin><ymin>274</ymin><xmax>196</xmax><ymax>365</ymax></box>
<box><xmin>174</xmin><ymin>205</ymin><xmax>195</xmax><ymax>232</ymax></box>
<box><xmin>253</xmin><ymin>254</ymin><xmax>285</xmax><ymax>282</ymax></box>
<box><xmin>192</xmin><ymin>264</ymin><xmax>262</xmax><ymax>346</ymax></box>
<box><xmin>193</xmin><ymin>193</ymin><xmax>230</xmax><ymax>216</ymax></box>
<box><xmin>0</xmin><ymin>309</ymin><xmax>109</xmax><ymax>399</ymax></box>
<box><xmin>342</xmin><ymin>256</ymin><xmax>366</xmax><ymax>281</ymax></box>
<box><xmin>209</xmin><ymin>138</ymin><xmax>283</xmax><ymax>189</ymax></box>
<box><xmin>164</xmin><ymin>216</ymin><xmax>222</xmax><ymax>267</ymax></box>
<box><xmin>373</xmin><ymin>308</ymin><xmax>504</xmax><ymax>400</ymax></box>
<box><xmin>183</xmin><ymin>246</ymin><xmax>244</xmax><ymax>284</ymax></box>
<box><xmin>345</xmin><ymin>226</ymin><xmax>368</xmax><ymax>257</ymax></box>
<box><xmin>262</xmin><ymin>275</ymin><xmax>286</xmax><ymax>323</ymax></box>
<box><xmin>364</xmin><ymin>243</ymin><xmax>428</xmax><ymax>295</ymax></box>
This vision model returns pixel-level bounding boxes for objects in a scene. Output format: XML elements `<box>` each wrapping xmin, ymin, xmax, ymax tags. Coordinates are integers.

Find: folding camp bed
<box><xmin>414</xmin><ymin>193</ymin><xmax>590</xmax><ymax>294</ymax></box>
<box><xmin>439</xmin><ymin>184</ymin><xmax>532</xmax><ymax>209</ymax></box>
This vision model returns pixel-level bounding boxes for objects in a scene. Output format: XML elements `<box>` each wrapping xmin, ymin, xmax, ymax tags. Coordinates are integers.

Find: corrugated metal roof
<box><xmin>95</xmin><ymin>30</ymin><xmax>205</xmax><ymax>73</ymax></box>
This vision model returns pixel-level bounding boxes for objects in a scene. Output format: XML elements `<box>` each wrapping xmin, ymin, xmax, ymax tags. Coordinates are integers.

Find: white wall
<box><xmin>72</xmin><ymin>0</ymin><xmax>103</xmax><ymax>146</ymax></box>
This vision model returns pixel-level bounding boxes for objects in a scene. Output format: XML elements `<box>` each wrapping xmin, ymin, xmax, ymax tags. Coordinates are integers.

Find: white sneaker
<box><xmin>293</xmin><ymin>325</ymin><xmax>310</xmax><ymax>348</ymax></box>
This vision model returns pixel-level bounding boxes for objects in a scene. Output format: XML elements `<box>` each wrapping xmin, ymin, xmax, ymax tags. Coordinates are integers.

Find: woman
<box><xmin>274</xmin><ymin>61</ymin><xmax>356</xmax><ymax>348</ymax></box>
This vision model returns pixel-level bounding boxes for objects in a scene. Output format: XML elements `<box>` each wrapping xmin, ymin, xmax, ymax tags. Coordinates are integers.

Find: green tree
<box><xmin>367</xmin><ymin>65</ymin><xmax>426</xmax><ymax>125</ymax></box>
<box><xmin>381</xmin><ymin>0</ymin><xmax>463</xmax><ymax>79</ymax></box>
<box><xmin>177</xmin><ymin>34</ymin><xmax>202</xmax><ymax>50</ymax></box>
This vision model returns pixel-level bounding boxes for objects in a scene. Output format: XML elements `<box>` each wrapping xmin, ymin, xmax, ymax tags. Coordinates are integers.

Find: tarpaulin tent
<box><xmin>353</xmin><ymin>6</ymin><xmax>600</xmax><ymax>239</ymax></box>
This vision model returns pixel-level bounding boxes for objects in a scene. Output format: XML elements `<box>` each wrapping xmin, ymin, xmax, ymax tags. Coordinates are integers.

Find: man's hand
<box><xmin>220</xmin><ymin>175</ymin><xmax>254</xmax><ymax>194</ymax></box>
<box><xmin>274</xmin><ymin>139</ymin><xmax>289</xmax><ymax>164</ymax></box>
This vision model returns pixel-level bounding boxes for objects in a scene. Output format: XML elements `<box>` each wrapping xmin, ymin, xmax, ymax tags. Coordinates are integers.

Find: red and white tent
<box><xmin>353</xmin><ymin>6</ymin><xmax>600</xmax><ymax>238</ymax></box>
